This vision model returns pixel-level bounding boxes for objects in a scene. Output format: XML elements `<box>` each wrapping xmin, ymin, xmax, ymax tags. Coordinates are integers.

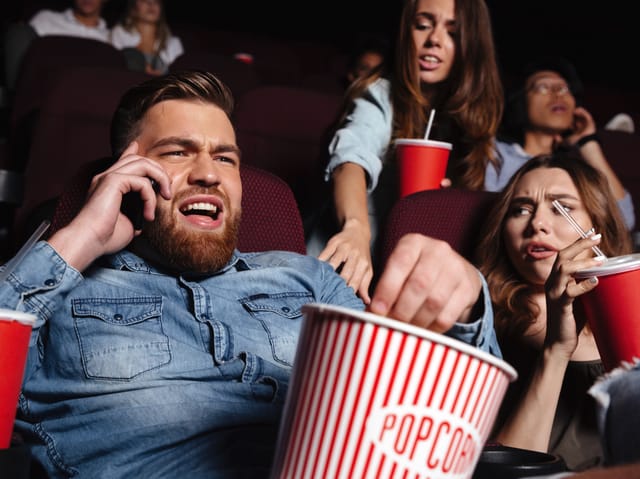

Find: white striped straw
<box><xmin>424</xmin><ymin>108</ymin><xmax>436</xmax><ymax>139</ymax></box>
<box><xmin>552</xmin><ymin>200</ymin><xmax>606</xmax><ymax>259</ymax></box>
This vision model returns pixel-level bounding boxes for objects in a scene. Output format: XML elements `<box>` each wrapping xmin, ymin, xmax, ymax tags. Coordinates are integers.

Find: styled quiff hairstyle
<box><xmin>110</xmin><ymin>70</ymin><xmax>235</xmax><ymax>158</ymax></box>
<box><xmin>476</xmin><ymin>150</ymin><xmax>633</xmax><ymax>342</ymax></box>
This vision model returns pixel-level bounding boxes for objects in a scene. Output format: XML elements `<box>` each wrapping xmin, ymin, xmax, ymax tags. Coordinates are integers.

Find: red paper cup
<box><xmin>0</xmin><ymin>310</ymin><xmax>36</xmax><ymax>449</ymax></box>
<box><xmin>395</xmin><ymin>139</ymin><xmax>452</xmax><ymax>198</ymax></box>
<box><xmin>271</xmin><ymin>304</ymin><xmax>517</xmax><ymax>479</ymax></box>
<box><xmin>575</xmin><ymin>253</ymin><xmax>640</xmax><ymax>371</ymax></box>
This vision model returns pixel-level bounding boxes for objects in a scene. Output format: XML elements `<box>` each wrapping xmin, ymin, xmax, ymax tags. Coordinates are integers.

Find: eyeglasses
<box><xmin>528</xmin><ymin>82</ymin><xmax>571</xmax><ymax>96</ymax></box>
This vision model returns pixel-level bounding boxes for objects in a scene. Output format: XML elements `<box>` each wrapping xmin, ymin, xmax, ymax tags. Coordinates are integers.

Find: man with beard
<box><xmin>1</xmin><ymin>70</ymin><xmax>500</xmax><ymax>478</ymax></box>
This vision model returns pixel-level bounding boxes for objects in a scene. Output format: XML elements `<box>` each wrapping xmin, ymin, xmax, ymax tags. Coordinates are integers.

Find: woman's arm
<box><xmin>317</xmin><ymin>79</ymin><xmax>394</xmax><ymax>303</ymax></box>
<box><xmin>318</xmin><ymin>162</ymin><xmax>373</xmax><ymax>303</ymax></box>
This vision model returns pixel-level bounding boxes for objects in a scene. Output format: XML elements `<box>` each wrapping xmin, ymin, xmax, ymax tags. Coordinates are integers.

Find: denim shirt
<box><xmin>1</xmin><ymin>241</ymin><xmax>499</xmax><ymax>478</ymax></box>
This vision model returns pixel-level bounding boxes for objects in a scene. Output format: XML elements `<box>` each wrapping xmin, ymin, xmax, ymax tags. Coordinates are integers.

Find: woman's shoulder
<box><xmin>351</xmin><ymin>77</ymin><xmax>392</xmax><ymax>112</ymax></box>
<box><xmin>166</xmin><ymin>34</ymin><xmax>184</xmax><ymax>54</ymax></box>
<box><xmin>110</xmin><ymin>23</ymin><xmax>139</xmax><ymax>48</ymax></box>
<box><xmin>495</xmin><ymin>138</ymin><xmax>527</xmax><ymax>158</ymax></box>
<box><xmin>367</xmin><ymin>77</ymin><xmax>391</xmax><ymax>98</ymax></box>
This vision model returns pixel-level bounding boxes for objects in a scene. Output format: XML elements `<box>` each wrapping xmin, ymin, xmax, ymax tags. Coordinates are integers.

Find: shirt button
<box><xmin>114</xmin><ymin>314</ymin><xmax>124</xmax><ymax>321</ymax></box>
<box><xmin>44</xmin><ymin>279</ymin><xmax>55</xmax><ymax>286</ymax></box>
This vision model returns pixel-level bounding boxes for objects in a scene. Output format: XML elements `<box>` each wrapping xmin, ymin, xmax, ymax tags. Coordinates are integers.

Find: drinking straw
<box><xmin>424</xmin><ymin>109</ymin><xmax>436</xmax><ymax>140</ymax></box>
<box><xmin>552</xmin><ymin>200</ymin><xmax>606</xmax><ymax>259</ymax></box>
<box><xmin>0</xmin><ymin>219</ymin><xmax>51</xmax><ymax>282</ymax></box>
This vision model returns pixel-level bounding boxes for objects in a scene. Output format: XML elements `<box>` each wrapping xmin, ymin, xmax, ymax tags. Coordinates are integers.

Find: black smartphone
<box><xmin>120</xmin><ymin>179</ymin><xmax>159</xmax><ymax>230</ymax></box>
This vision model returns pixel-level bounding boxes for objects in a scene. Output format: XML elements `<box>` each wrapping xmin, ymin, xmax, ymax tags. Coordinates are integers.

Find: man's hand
<box><xmin>47</xmin><ymin>142</ymin><xmax>171</xmax><ymax>272</ymax></box>
<box><xmin>566</xmin><ymin>106</ymin><xmax>597</xmax><ymax>146</ymax></box>
<box><xmin>368</xmin><ymin>233</ymin><xmax>483</xmax><ymax>331</ymax></box>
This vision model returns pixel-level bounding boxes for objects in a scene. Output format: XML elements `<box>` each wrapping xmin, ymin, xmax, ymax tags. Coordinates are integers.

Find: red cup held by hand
<box><xmin>395</xmin><ymin>139</ymin><xmax>452</xmax><ymax>198</ymax></box>
<box><xmin>575</xmin><ymin>253</ymin><xmax>640</xmax><ymax>371</ymax></box>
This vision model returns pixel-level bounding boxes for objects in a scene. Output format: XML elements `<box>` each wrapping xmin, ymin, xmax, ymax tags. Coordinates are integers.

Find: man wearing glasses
<box><xmin>488</xmin><ymin>55</ymin><xmax>635</xmax><ymax>230</ymax></box>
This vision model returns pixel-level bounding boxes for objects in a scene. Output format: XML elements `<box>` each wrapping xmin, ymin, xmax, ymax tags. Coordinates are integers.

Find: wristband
<box><xmin>575</xmin><ymin>133</ymin><xmax>599</xmax><ymax>148</ymax></box>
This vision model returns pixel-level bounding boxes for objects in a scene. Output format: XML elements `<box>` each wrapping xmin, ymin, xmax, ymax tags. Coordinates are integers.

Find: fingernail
<box><xmin>589</xmin><ymin>276</ymin><xmax>598</xmax><ymax>284</ymax></box>
<box><xmin>594</xmin><ymin>255</ymin><xmax>607</xmax><ymax>262</ymax></box>
<box><xmin>586</xmin><ymin>227</ymin><xmax>595</xmax><ymax>236</ymax></box>
<box><xmin>591</xmin><ymin>233</ymin><xmax>602</xmax><ymax>240</ymax></box>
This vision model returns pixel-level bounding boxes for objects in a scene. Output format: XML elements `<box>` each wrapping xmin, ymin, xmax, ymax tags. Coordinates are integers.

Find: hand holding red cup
<box><xmin>395</xmin><ymin>139</ymin><xmax>452</xmax><ymax>198</ymax></box>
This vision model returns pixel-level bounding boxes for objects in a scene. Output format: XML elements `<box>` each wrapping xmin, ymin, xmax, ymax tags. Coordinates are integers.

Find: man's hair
<box><xmin>520</xmin><ymin>55</ymin><xmax>583</xmax><ymax>100</ymax></box>
<box><xmin>110</xmin><ymin>70</ymin><xmax>235</xmax><ymax>158</ymax></box>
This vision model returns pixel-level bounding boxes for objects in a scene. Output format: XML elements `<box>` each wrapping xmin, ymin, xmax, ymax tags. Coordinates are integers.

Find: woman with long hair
<box><xmin>476</xmin><ymin>151</ymin><xmax>632</xmax><ymax>471</ymax></box>
<box><xmin>309</xmin><ymin>0</ymin><xmax>503</xmax><ymax>304</ymax></box>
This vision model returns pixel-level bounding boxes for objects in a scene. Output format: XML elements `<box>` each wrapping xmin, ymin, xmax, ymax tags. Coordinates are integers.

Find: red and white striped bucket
<box><xmin>271</xmin><ymin>303</ymin><xmax>517</xmax><ymax>479</ymax></box>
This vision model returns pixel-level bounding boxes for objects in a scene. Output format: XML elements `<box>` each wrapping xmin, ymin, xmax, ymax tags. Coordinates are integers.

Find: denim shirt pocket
<box><xmin>72</xmin><ymin>296</ymin><xmax>170</xmax><ymax>380</ymax></box>
<box><xmin>240</xmin><ymin>292</ymin><xmax>312</xmax><ymax>367</ymax></box>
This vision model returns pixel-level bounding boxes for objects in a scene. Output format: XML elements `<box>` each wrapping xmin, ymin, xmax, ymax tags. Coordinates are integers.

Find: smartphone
<box><xmin>120</xmin><ymin>179</ymin><xmax>159</xmax><ymax>230</ymax></box>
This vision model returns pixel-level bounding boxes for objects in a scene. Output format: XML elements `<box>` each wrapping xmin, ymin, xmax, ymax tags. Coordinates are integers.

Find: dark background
<box><xmin>3</xmin><ymin>1</ymin><xmax>637</xmax><ymax>90</ymax></box>
<box><xmin>167</xmin><ymin>0</ymin><xmax>635</xmax><ymax>90</ymax></box>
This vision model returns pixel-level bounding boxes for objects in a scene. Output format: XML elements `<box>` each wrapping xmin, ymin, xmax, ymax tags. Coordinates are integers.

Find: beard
<box><xmin>143</xmin><ymin>188</ymin><xmax>241</xmax><ymax>274</ymax></box>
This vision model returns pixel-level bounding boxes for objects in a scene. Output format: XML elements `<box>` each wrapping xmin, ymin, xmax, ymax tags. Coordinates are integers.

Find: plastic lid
<box><xmin>574</xmin><ymin>253</ymin><xmax>640</xmax><ymax>279</ymax></box>
<box><xmin>0</xmin><ymin>309</ymin><xmax>37</xmax><ymax>325</ymax></box>
<box><xmin>394</xmin><ymin>138</ymin><xmax>452</xmax><ymax>149</ymax></box>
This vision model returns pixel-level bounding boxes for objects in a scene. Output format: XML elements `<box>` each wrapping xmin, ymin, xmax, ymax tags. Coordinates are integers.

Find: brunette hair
<box><xmin>343</xmin><ymin>0</ymin><xmax>503</xmax><ymax>189</ymax></box>
<box><xmin>476</xmin><ymin>151</ymin><xmax>633</xmax><ymax>342</ymax></box>
<box><xmin>110</xmin><ymin>70</ymin><xmax>234</xmax><ymax>158</ymax></box>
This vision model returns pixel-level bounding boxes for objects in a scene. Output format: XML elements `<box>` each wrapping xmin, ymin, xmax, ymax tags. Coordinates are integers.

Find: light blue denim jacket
<box><xmin>325</xmin><ymin>78</ymin><xmax>393</xmax><ymax>192</ymax></box>
<box><xmin>1</xmin><ymin>241</ymin><xmax>500</xmax><ymax>478</ymax></box>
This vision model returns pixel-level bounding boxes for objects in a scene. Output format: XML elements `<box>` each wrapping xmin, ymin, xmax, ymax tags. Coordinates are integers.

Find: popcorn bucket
<box><xmin>271</xmin><ymin>304</ymin><xmax>517</xmax><ymax>479</ymax></box>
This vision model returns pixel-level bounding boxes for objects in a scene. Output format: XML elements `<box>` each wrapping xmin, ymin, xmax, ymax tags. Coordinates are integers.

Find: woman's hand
<box><xmin>318</xmin><ymin>218</ymin><xmax>374</xmax><ymax>304</ymax></box>
<box><xmin>544</xmin><ymin>234</ymin><xmax>605</xmax><ymax>356</ymax></box>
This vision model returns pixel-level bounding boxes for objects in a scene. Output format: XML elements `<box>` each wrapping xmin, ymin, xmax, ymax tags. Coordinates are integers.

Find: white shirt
<box><xmin>29</xmin><ymin>8</ymin><xmax>110</xmax><ymax>43</ymax></box>
<box><xmin>110</xmin><ymin>24</ymin><xmax>184</xmax><ymax>67</ymax></box>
